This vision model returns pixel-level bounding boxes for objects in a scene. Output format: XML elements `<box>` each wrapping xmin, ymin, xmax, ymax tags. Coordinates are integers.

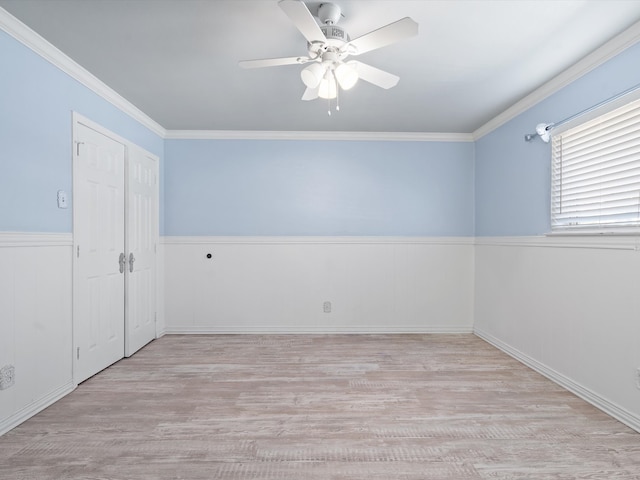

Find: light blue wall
<box><xmin>2</xmin><ymin>20</ymin><xmax>474</xmax><ymax>239</ymax></box>
<box><xmin>475</xmin><ymin>41</ymin><xmax>640</xmax><ymax>236</ymax></box>
<box><xmin>164</xmin><ymin>139</ymin><xmax>475</xmax><ymax>236</ymax></box>
<box><xmin>6</xmin><ymin>12</ymin><xmax>640</xmax><ymax>239</ymax></box>
<box><xmin>0</xmin><ymin>30</ymin><xmax>164</xmax><ymax>233</ymax></box>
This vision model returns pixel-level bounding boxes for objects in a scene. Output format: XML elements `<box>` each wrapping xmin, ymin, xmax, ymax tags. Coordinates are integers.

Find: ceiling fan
<box><xmin>239</xmin><ymin>0</ymin><xmax>418</xmax><ymax>107</ymax></box>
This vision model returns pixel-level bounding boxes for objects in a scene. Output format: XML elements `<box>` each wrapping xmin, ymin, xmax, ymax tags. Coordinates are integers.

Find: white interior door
<box><xmin>73</xmin><ymin>120</ymin><xmax>126</xmax><ymax>384</ymax></box>
<box><xmin>125</xmin><ymin>147</ymin><xmax>158</xmax><ymax>356</ymax></box>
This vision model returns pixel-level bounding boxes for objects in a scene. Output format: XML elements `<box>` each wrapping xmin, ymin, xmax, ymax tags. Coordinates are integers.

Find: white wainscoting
<box><xmin>0</xmin><ymin>233</ymin><xmax>74</xmax><ymax>436</ymax></box>
<box><xmin>474</xmin><ymin>236</ymin><xmax>640</xmax><ymax>433</ymax></box>
<box><xmin>163</xmin><ymin>237</ymin><xmax>475</xmax><ymax>334</ymax></box>
<box><xmin>6</xmin><ymin>233</ymin><xmax>637</xmax><ymax>435</ymax></box>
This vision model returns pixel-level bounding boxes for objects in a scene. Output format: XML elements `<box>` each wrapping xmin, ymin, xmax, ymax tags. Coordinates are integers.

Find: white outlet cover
<box><xmin>0</xmin><ymin>365</ymin><xmax>15</xmax><ymax>390</ymax></box>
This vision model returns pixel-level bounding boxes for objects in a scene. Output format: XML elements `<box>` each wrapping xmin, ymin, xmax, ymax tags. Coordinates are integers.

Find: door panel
<box><xmin>125</xmin><ymin>147</ymin><xmax>158</xmax><ymax>356</ymax></box>
<box><xmin>74</xmin><ymin>122</ymin><xmax>126</xmax><ymax>383</ymax></box>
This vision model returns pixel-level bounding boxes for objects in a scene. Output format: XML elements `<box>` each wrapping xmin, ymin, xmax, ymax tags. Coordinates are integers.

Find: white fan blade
<box><xmin>302</xmin><ymin>86</ymin><xmax>319</xmax><ymax>101</ymax></box>
<box><xmin>347</xmin><ymin>17</ymin><xmax>418</xmax><ymax>56</ymax></box>
<box><xmin>279</xmin><ymin>0</ymin><xmax>327</xmax><ymax>44</ymax></box>
<box><xmin>239</xmin><ymin>56</ymin><xmax>309</xmax><ymax>69</ymax></box>
<box><xmin>351</xmin><ymin>61</ymin><xmax>399</xmax><ymax>89</ymax></box>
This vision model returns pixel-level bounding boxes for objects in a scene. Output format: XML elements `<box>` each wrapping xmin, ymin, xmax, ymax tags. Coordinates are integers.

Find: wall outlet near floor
<box><xmin>323</xmin><ymin>301</ymin><xmax>332</xmax><ymax>313</ymax></box>
<box><xmin>0</xmin><ymin>365</ymin><xmax>15</xmax><ymax>390</ymax></box>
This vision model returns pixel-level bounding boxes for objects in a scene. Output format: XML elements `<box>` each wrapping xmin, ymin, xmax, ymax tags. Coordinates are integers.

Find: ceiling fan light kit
<box><xmin>318</xmin><ymin>72</ymin><xmax>338</xmax><ymax>100</ymax></box>
<box><xmin>239</xmin><ymin>0</ymin><xmax>418</xmax><ymax>113</ymax></box>
<box><xmin>334</xmin><ymin>62</ymin><xmax>358</xmax><ymax>90</ymax></box>
<box><xmin>301</xmin><ymin>62</ymin><xmax>324</xmax><ymax>88</ymax></box>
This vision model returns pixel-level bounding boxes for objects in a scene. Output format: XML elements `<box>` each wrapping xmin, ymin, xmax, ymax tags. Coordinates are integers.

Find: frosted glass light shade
<box><xmin>335</xmin><ymin>62</ymin><xmax>358</xmax><ymax>90</ymax></box>
<box><xmin>318</xmin><ymin>76</ymin><xmax>337</xmax><ymax>99</ymax></box>
<box><xmin>300</xmin><ymin>63</ymin><xmax>325</xmax><ymax>89</ymax></box>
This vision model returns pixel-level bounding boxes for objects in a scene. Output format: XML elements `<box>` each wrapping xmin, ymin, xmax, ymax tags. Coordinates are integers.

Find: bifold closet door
<box><xmin>73</xmin><ymin>122</ymin><xmax>126</xmax><ymax>384</ymax></box>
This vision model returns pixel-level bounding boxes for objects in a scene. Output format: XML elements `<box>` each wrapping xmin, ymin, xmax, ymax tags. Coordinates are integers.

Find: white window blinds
<box><xmin>551</xmin><ymin>97</ymin><xmax>640</xmax><ymax>232</ymax></box>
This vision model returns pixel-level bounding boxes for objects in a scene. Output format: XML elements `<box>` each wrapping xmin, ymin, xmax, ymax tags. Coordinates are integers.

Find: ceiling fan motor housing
<box><xmin>308</xmin><ymin>24</ymin><xmax>350</xmax><ymax>57</ymax></box>
<box><xmin>316</xmin><ymin>3</ymin><xmax>348</xmax><ymax>49</ymax></box>
<box><xmin>320</xmin><ymin>25</ymin><xmax>349</xmax><ymax>46</ymax></box>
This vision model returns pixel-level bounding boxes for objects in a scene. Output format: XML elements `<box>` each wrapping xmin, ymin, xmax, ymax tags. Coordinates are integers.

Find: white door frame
<box><xmin>72</xmin><ymin>112</ymin><xmax>159</xmax><ymax>384</ymax></box>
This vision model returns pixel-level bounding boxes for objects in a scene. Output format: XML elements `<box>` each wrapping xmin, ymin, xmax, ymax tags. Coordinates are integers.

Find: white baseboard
<box><xmin>474</xmin><ymin>328</ymin><xmax>640</xmax><ymax>434</ymax></box>
<box><xmin>165</xmin><ymin>325</ymin><xmax>474</xmax><ymax>335</ymax></box>
<box><xmin>0</xmin><ymin>382</ymin><xmax>75</xmax><ymax>436</ymax></box>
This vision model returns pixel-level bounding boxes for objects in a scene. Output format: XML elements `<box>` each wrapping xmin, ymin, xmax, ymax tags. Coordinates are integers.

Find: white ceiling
<box><xmin>2</xmin><ymin>0</ymin><xmax>640</xmax><ymax>133</ymax></box>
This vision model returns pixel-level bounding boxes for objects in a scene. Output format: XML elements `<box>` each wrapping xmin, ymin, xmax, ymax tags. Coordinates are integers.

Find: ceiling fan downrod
<box><xmin>317</xmin><ymin>3</ymin><xmax>342</xmax><ymax>25</ymax></box>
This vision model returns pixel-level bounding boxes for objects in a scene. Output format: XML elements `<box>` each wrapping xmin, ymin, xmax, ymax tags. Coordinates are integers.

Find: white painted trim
<box><xmin>161</xmin><ymin>236</ymin><xmax>476</xmax><ymax>246</ymax></box>
<box><xmin>0</xmin><ymin>382</ymin><xmax>75</xmax><ymax>436</ymax></box>
<box><xmin>475</xmin><ymin>235</ymin><xmax>640</xmax><ymax>251</ymax></box>
<box><xmin>73</xmin><ymin>112</ymin><xmax>131</xmax><ymax>149</ymax></box>
<box><xmin>155</xmin><ymin>238</ymin><xmax>166</xmax><ymax>341</ymax></box>
<box><xmin>166</xmin><ymin>326</ymin><xmax>474</xmax><ymax>335</ymax></box>
<box><xmin>164</xmin><ymin>130</ymin><xmax>474</xmax><ymax>142</ymax></box>
<box><xmin>162</xmin><ymin>235</ymin><xmax>639</xmax><ymax>249</ymax></box>
<box><xmin>474</xmin><ymin>328</ymin><xmax>640</xmax><ymax>434</ymax></box>
<box><xmin>473</xmin><ymin>20</ymin><xmax>640</xmax><ymax>140</ymax></box>
<box><xmin>0</xmin><ymin>232</ymin><xmax>72</xmax><ymax>247</ymax></box>
<box><xmin>0</xmin><ymin>8</ymin><xmax>166</xmax><ymax>137</ymax></box>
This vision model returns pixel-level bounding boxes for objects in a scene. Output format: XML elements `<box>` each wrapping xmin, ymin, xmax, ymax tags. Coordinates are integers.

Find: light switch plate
<box><xmin>57</xmin><ymin>190</ymin><xmax>68</xmax><ymax>209</ymax></box>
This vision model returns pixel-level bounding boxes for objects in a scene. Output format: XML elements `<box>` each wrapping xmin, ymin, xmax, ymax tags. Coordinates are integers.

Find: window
<box><xmin>551</xmin><ymin>96</ymin><xmax>640</xmax><ymax>232</ymax></box>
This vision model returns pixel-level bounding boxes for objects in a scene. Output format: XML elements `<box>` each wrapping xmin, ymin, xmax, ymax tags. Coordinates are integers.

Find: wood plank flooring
<box><xmin>1</xmin><ymin>334</ymin><xmax>639</xmax><ymax>479</ymax></box>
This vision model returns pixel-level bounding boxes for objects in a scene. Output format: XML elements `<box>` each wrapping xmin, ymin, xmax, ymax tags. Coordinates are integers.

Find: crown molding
<box><xmin>164</xmin><ymin>129</ymin><xmax>474</xmax><ymax>142</ymax></box>
<box><xmin>5</xmin><ymin>4</ymin><xmax>639</xmax><ymax>145</ymax></box>
<box><xmin>0</xmin><ymin>7</ymin><xmax>166</xmax><ymax>138</ymax></box>
<box><xmin>473</xmin><ymin>19</ymin><xmax>640</xmax><ymax>140</ymax></box>
<box><xmin>0</xmin><ymin>7</ymin><xmax>471</xmax><ymax>145</ymax></box>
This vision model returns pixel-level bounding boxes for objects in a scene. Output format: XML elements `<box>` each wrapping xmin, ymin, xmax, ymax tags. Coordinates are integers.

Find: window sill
<box><xmin>546</xmin><ymin>229</ymin><xmax>640</xmax><ymax>237</ymax></box>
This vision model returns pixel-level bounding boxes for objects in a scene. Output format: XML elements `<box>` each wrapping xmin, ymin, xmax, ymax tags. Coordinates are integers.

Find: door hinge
<box><xmin>75</xmin><ymin>141</ymin><xmax>85</xmax><ymax>156</ymax></box>
<box><xmin>77</xmin><ymin>245</ymin><xmax>80</xmax><ymax>258</ymax></box>
<box><xmin>77</xmin><ymin>347</ymin><xmax>80</xmax><ymax>360</ymax></box>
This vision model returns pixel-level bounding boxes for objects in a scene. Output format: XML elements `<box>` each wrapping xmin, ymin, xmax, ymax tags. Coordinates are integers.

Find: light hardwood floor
<box><xmin>1</xmin><ymin>334</ymin><xmax>639</xmax><ymax>479</ymax></box>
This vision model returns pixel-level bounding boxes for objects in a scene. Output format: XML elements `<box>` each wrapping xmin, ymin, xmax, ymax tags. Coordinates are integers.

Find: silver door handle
<box><xmin>118</xmin><ymin>252</ymin><xmax>126</xmax><ymax>274</ymax></box>
<box><xmin>129</xmin><ymin>252</ymin><xmax>136</xmax><ymax>273</ymax></box>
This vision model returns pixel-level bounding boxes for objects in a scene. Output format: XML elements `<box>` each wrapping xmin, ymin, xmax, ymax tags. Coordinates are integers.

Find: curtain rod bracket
<box><xmin>525</xmin><ymin>123</ymin><xmax>552</xmax><ymax>143</ymax></box>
